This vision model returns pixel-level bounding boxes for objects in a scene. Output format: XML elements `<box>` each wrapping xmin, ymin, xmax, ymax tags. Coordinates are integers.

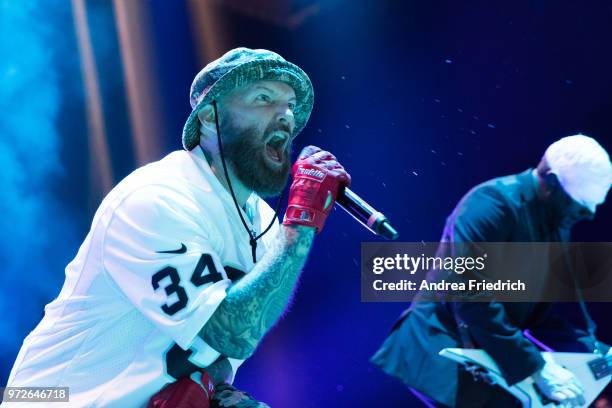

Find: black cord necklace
<box><xmin>208</xmin><ymin>100</ymin><xmax>285</xmax><ymax>263</ymax></box>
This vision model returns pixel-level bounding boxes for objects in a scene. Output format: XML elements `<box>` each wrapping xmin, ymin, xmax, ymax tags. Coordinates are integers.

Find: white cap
<box><xmin>544</xmin><ymin>135</ymin><xmax>612</xmax><ymax>213</ymax></box>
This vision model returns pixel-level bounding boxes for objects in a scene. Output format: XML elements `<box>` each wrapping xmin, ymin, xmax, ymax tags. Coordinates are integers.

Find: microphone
<box><xmin>336</xmin><ymin>187</ymin><xmax>399</xmax><ymax>240</ymax></box>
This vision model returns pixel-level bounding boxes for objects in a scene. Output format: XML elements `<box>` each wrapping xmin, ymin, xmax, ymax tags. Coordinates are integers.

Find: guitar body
<box><xmin>439</xmin><ymin>348</ymin><xmax>611</xmax><ymax>407</ymax></box>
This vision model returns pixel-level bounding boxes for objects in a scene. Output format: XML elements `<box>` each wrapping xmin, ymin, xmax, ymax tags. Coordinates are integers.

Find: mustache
<box><xmin>265</xmin><ymin>122</ymin><xmax>292</xmax><ymax>136</ymax></box>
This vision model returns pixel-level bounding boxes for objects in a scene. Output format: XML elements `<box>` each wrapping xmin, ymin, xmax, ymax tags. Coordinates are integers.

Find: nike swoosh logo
<box><xmin>156</xmin><ymin>243</ymin><xmax>187</xmax><ymax>254</ymax></box>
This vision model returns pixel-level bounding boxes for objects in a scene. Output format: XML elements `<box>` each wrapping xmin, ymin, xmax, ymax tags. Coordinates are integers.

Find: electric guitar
<box><xmin>440</xmin><ymin>348</ymin><xmax>611</xmax><ymax>407</ymax></box>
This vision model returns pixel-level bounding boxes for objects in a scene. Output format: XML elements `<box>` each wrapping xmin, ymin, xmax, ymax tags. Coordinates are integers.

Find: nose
<box><xmin>568</xmin><ymin>207</ymin><xmax>594</xmax><ymax>225</ymax></box>
<box><xmin>581</xmin><ymin>208</ymin><xmax>595</xmax><ymax>221</ymax></box>
<box><xmin>275</xmin><ymin>104</ymin><xmax>295</xmax><ymax>134</ymax></box>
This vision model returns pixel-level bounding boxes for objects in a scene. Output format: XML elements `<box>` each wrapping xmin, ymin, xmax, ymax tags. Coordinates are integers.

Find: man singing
<box><xmin>5</xmin><ymin>48</ymin><xmax>350</xmax><ymax>407</ymax></box>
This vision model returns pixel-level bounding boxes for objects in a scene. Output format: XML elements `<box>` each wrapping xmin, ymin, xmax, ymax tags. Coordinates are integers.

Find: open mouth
<box><xmin>265</xmin><ymin>131</ymin><xmax>288</xmax><ymax>164</ymax></box>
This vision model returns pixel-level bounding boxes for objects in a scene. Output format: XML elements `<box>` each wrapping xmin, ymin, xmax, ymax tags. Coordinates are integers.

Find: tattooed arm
<box><xmin>199</xmin><ymin>224</ymin><xmax>315</xmax><ymax>359</ymax></box>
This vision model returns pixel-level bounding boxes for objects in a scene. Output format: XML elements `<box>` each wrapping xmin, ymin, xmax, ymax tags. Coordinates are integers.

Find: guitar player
<box><xmin>371</xmin><ymin>135</ymin><xmax>612</xmax><ymax>407</ymax></box>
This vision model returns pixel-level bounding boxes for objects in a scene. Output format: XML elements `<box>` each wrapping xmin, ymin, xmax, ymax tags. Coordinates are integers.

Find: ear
<box><xmin>197</xmin><ymin>104</ymin><xmax>217</xmax><ymax>134</ymax></box>
<box><xmin>543</xmin><ymin>170</ymin><xmax>560</xmax><ymax>191</ymax></box>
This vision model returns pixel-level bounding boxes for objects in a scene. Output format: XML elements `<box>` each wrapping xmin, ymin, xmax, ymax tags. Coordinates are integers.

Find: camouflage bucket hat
<box><xmin>182</xmin><ymin>47</ymin><xmax>314</xmax><ymax>150</ymax></box>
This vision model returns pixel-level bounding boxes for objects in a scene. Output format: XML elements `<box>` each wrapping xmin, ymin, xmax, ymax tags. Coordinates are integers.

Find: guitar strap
<box><xmin>557</xmin><ymin>238</ymin><xmax>604</xmax><ymax>355</ymax></box>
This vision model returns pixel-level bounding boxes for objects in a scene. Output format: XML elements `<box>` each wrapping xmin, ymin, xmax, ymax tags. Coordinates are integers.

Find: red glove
<box><xmin>148</xmin><ymin>370</ymin><xmax>215</xmax><ymax>408</ymax></box>
<box><xmin>283</xmin><ymin>145</ymin><xmax>351</xmax><ymax>232</ymax></box>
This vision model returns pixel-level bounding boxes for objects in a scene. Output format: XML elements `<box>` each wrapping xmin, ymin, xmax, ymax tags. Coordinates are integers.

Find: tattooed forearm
<box><xmin>199</xmin><ymin>225</ymin><xmax>315</xmax><ymax>359</ymax></box>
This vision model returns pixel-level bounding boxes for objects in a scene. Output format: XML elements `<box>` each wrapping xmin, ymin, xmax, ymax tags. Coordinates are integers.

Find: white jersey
<box><xmin>4</xmin><ymin>148</ymin><xmax>279</xmax><ymax>407</ymax></box>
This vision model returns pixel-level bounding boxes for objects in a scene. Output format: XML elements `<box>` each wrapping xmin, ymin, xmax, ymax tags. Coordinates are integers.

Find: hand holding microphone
<box><xmin>283</xmin><ymin>145</ymin><xmax>351</xmax><ymax>232</ymax></box>
<box><xmin>283</xmin><ymin>145</ymin><xmax>398</xmax><ymax>239</ymax></box>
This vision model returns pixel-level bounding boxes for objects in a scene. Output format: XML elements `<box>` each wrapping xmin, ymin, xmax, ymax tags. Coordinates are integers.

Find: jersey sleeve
<box><xmin>102</xmin><ymin>184</ymin><xmax>231</xmax><ymax>350</ymax></box>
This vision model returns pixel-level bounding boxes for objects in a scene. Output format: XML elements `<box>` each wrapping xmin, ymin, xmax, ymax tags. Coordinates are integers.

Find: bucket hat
<box><xmin>182</xmin><ymin>47</ymin><xmax>314</xmax><ymax>151</ymax></box>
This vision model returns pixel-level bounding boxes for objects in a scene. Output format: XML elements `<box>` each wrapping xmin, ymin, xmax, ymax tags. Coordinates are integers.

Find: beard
<box><xmin>546</xmin><ymin>186</ymin><xmax>593</xmax><ymax>229</ymax></box>
<box><xmin>218</xmin><ymin>115</ymin><xmax>292</xmax><ymax>198</ymax></box>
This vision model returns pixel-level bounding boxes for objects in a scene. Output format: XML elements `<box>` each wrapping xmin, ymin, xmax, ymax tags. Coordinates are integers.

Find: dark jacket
<box><xmin>371</xmin><ymin>169</ymin><xmax>598</xmax><ymax>407</ymax></box>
